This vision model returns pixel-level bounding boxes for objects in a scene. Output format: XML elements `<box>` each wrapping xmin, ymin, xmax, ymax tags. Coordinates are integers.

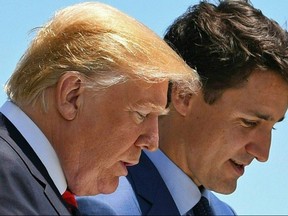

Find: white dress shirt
<box><xmin>0</xmin><ymin>101</ymin><xmax>67</xmax><ymax>194</ymax></box>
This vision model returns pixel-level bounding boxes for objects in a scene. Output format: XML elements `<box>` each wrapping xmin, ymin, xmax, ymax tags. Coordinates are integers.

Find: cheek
<box><xmin>115</xmin><ymin>120</ymin><xmax>143</xmax><ymax>143</ymax></box>
<box><xmin>94</xmin><ymin>124</ymin><xmax>141</xmax><ymax>163</ymax></box>
<box><xmin>194</xmin><ymin>128</ymin><xmax>230</xmax><ymax>165</ymax></box>
<box><xmin>226</xmin><ymin>126</ymin><xmax>250</xmax><ymax>150</ymax></box>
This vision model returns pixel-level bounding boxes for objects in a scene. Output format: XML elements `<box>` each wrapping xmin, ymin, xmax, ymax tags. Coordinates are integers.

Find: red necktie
<box><xmin>62</xmin><ymin>189</ymin><xmax>79</xmax><ymax>215</ymax></box>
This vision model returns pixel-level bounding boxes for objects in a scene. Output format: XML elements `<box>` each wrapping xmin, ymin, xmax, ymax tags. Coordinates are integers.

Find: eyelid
<box><xmin>133</xmin><ymin>111</ymin><xmax>147</xmax><ymax>124</ymax></box>
<box><xmin>241</xmin><ymin>119</ymin><xmax>258</xmax><ymax>128</ymax></box>
<box><xmin>241</xmin><ymin>117</ymin><xmax>280</xmax><ymax>131</ymax></box>
<box><xmin>136</xmin><ymin>111</ymin><xmax>147</xmax><ymax>119</ymax></box>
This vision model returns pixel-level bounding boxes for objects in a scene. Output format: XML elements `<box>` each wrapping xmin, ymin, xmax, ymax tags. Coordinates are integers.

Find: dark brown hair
<box><xmin>165</xmin><ymin>0</ymin><xmax>288</xmax><ymax>104</ymax></box>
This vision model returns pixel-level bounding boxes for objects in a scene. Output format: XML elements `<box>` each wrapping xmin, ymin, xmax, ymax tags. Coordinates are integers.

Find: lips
<box><xmin>119</xmin><ymin>161</ymin><xmax>139</xmax><ymax>176</ymax></box>
<box><xmin>122</xmin><ymin>161</ymin><xmax>139</xmax><ymax>167</ymax></box>
<box><xmin>230</xmin><ymin>159</ymin><xmax>245</xmax><ymax>176</ymax></box>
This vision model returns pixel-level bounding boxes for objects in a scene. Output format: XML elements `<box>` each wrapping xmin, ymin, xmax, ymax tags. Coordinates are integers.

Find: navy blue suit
<box><xmin>126</xmin><ymin>152</ymin><xmax>180</xmax><ymax>215</ymax></box>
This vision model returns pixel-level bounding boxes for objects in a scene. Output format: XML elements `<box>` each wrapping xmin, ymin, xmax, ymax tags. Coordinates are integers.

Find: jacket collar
<box><xmin>127</xmin><ymin>152</ymin><xmax>180</xmax><ymax>215</ymax></box>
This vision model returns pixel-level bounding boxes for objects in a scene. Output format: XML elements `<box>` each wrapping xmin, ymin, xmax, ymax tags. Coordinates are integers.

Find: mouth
<box><xmin>122</xmin><ymin>161</ymin><xmax>139</xmax><ymax>167</ymax></box>
<box><xmin>229</xmin><ymin>159</ymin><xmax>245</xmax><ymax>176</ymax></box>
<box><xmin>119</xmin><ymin>160</ymin><xmax>139</xmax><ymax>176</ymax></box>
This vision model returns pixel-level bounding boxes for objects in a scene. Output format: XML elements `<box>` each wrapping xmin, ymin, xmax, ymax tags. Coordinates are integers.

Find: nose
<box><xmin>245</xmin><ymin>131</ymin><xmax>271</xmax><ymax>162</ymax></box>
<box><xmin>135</xmin><ymin>116</ymin><xmax>159</xmax><ymax>151</ymax></box>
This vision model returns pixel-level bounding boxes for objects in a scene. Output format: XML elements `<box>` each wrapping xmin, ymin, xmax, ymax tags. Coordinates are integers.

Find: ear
<box><xmin>56</xmin><ymin>71</ymin><xmax>84</xmax><ymax>120</ymax></box>
<box><xmin>171</xmin><ymin>85</ymin><xmax>192</xmax><ymax>117</ymax></box>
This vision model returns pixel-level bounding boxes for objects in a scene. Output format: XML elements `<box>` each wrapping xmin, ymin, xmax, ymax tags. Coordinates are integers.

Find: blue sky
<box><xmin>1</xmin><ymin>1</ymin><xmax>287</xmax><ymax>215</ymax></box>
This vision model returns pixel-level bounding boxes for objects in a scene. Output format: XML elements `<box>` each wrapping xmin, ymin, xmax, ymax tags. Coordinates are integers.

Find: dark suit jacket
<box><xmin>0</xmin><ymin>113</ymin><xmax>71</xmax><ymax>215</ymax></box>
<box><xmin>127</xmin><ymin>152</ymin><xmax>236</xmax><ymax>215</ymax></box>
<box><xmin>127</xmin><ymin>152</ymin><xmax>180</xmax><ymax>215</ymax></box>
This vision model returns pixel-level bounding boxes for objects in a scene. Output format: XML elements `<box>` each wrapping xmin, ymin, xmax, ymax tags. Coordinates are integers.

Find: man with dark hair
<box><xmin>77</xmin><ymin>1</ymin><xmax>288</xmax><ymax>215</ymax></box>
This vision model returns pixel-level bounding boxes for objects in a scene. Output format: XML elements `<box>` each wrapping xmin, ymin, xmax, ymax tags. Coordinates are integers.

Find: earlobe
<box><xmin>171</xmin><ymin>85</ymin><xmax>192</xmax><ymax>116</ymax></box>
<box><xmin>56</xmin><ymin>71</ymin><xmax>84</xmax><ymax>120</ymax></box>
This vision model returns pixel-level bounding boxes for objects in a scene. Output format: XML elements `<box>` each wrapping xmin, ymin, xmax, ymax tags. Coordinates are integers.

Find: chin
<box><xmin>213</xmin><ymin>183</ymin><xmax>237</xmax><ymax>195</ymax></box>
<box><xmin>98</xmin><ymin>177</ymin><xmax>120</xmax><ymax>194</ymax></box>
<box><xmin>204</xmin><ymin>179</ymin><xmax>237</xmax><ymax>195</ymax></box>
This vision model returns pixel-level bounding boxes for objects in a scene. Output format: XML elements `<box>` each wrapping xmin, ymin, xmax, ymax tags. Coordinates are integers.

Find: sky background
<box><xmin>0</xmin><ymin>1</ymin><xmax>287</xmax><ymax>215</ymax></box>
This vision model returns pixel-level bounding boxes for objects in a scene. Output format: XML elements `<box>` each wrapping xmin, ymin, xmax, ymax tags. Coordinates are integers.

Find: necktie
<box><xmin>186</xmin><ymin>196</ymin><xmax>213</xmax><ymax>216</ymax></box>
<box><xmin>62</xmin><ymin>189</ymin><xmax>80</xmax><ymax>215</ymax></box>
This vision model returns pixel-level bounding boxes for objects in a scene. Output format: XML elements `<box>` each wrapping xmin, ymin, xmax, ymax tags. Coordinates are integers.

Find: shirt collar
<box><xmin>144</xmin><ymin>149</ymin><xmax>201</xmax><ymax>215</ymax></box>
<box><xmin>0</xmin><ymin>101</ymin><xmax>67</xmax><ymax>194</ymax></box>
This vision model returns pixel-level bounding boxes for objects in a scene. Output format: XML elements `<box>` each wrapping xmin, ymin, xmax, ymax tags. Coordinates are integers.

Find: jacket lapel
<box><xmin>0</xmin><ymin>115</ymin><xmax>70</xmax><ymax>215</ymax></box>
<box><xmin>127</xmin><ymin>152</ymin><xmax>180</xmax><ymax>215</ymax></box>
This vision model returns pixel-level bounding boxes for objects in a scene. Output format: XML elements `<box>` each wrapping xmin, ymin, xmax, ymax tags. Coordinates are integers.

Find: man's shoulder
<box><xmin>0</xmin><ymin>130</ymin><xmax>66</xmax><ymax>215</ymax></box>
<box><xmin>0</xmin><ymin>143</ymin><xmax>56</xmax><ymax>214</ymax></box>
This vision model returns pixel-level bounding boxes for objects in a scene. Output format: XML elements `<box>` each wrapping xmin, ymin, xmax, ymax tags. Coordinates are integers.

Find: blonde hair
<box><xmin>5</xmin><ymin>2</ymin><xmax>199</xmax><ymax>108</ymax></box>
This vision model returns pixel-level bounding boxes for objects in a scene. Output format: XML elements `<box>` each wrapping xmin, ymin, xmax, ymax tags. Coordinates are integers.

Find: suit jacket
<box><xmin>77</xmin><ymin>152</ymin><xmax>236</xmax><ymax>215</ymax></box>
<box><xmin>0</xmin><ymin>113</ymin><xmax>71</xmax><ymax>215</ymax></box>
<box><xmin>126</xmin><ymin>152</ymin><xmax>179</xmax><ymax>215</ymax></box>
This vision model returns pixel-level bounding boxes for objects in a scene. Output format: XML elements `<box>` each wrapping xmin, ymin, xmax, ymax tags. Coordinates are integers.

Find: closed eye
<box><xmin>133</xmin><ymin>111</ymin><xmax>148</xmax><ymax>124</ymax></box>
<box><xmin>242</xmin><ymin>119</ymin><xmax>277</xmax><ymax>130</ymax></box>
<box><xmin>136</xmin><ymin>111</ymin><xmax>147</xmax><ymax>121</ymax></box>
<box><xmin>241</xmin><ymin>119</ymin><xmax>258</xmax><ymax>128</ymax></box>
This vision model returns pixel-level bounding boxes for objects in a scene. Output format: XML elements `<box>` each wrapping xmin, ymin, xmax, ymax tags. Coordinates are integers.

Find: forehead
<box><xmin>238</xmin><ymin>70</ymin><xmax>288</xmax><ymax>99</ymax></box>
<box><xmin>103</xmin><ymin>79</ymin><xmax>169</xmax><ymax>109</ymax></box>
<box><xmin>219</xmin><ymin>70</ymin><xmax>288</xmax><ymax>120</ymax></box>
<box><xmin>131</xmin><ymin>80</ymin><xmax>168</xmax><ymax>106</ymax></box>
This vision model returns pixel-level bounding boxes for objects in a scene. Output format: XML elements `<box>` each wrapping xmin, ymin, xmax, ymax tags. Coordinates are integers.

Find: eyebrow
<box><xmin>254</xmin><ymin>112</ymin><xmax>285</xmax><ymax>123</ymax></box>
<box><xmin>277</xmin><ymin>116</ymin><xmax>285</xmax><ymax>123</ymax></box>
<box><xmin>129</xmin><ymin>102</ymin><xmax>169</xmax><ymax>115</ymax></box>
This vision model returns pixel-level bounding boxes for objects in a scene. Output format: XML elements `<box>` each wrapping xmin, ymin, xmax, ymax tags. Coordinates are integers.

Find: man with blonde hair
<box><xmin>0</xmin><ymin>2</ymin><xmax>199</xmax><ymax>215</ymax></box>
